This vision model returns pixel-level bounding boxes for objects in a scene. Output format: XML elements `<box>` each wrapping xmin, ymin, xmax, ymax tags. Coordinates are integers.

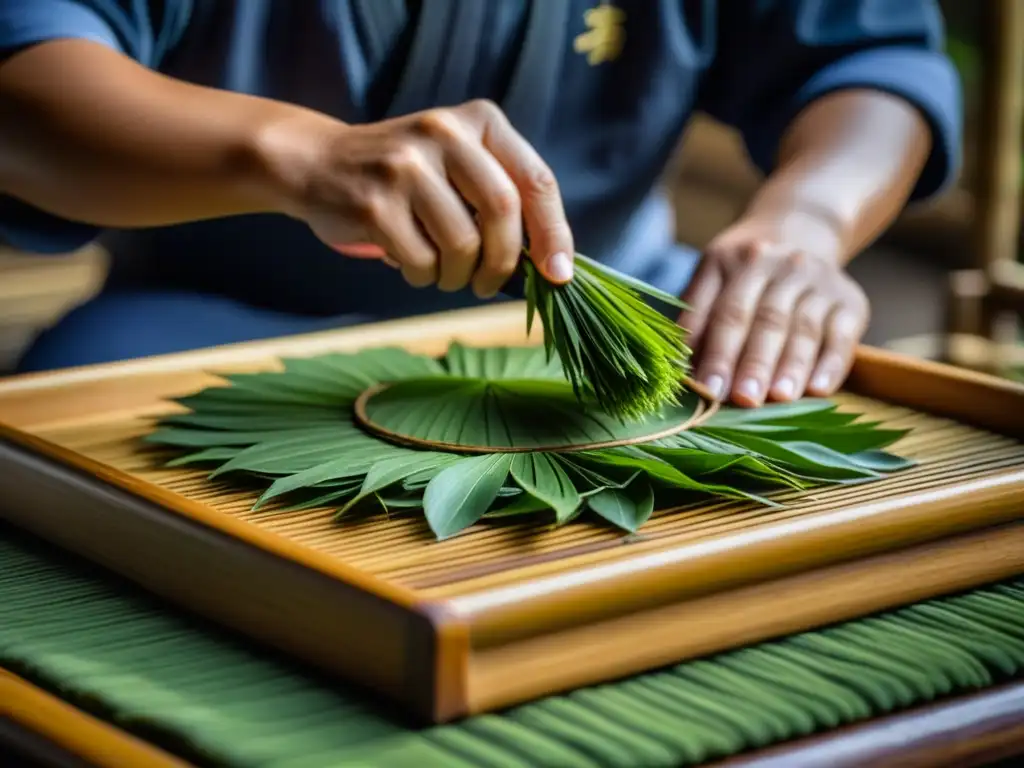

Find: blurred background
<box><xmin>0</xmin><ymin>1</ymin><xmax>1021</xmax><ymax>379</ymax></box>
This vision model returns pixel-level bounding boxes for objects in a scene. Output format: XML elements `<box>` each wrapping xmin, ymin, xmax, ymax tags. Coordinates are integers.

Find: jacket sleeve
<box><xmin>696</xmin><ymin>0</ymin><xmax>962</xmax><ymax>202</ymax></box>
<box><xmin>0</xmin><ymin>0</ymin><xmax>191</xmax><ymax>253</ymax></box>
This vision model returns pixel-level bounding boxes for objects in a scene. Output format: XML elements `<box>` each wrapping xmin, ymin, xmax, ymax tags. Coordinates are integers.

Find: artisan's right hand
<box><xmin>274</xmin><ymin>100</ymin><xmax>575</xmax><ymax>298</ymax></box>
<box><xmin>0</xmin><ymin>42</ymin><xmax>572</xmax><ymax>295</ymax></box>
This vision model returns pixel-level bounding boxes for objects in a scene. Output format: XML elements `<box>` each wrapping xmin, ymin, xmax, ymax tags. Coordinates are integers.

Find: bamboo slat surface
<box><xmin>26</xmin><ymin>393</ymin><xmax>1024</xmax><ymax>597</ymax></box>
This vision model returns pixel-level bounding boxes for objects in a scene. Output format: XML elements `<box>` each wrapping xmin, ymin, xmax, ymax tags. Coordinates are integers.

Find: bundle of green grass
<box><xmin>521</xmin><ymin>253</ymin><xmax>691</xmax><ymax>420</ymax></box>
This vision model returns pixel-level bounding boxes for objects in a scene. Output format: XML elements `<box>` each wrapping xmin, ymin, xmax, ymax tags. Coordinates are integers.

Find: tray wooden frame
<box><xmin>1</xmin><ymin>303</ymin><xmax>1023</xmax><ymax>723</ymax></box>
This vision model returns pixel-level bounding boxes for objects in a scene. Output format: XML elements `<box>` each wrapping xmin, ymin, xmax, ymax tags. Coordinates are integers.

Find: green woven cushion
<box><xmin>1</xmin><ymin>523</ymin><xmax>1023</xmax><ymax>768</ymax></box>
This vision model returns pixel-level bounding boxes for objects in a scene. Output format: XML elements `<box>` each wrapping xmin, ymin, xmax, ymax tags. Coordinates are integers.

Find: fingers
<box><xmin>465</xmin><ymin>100</ymin><xmax>574</xmax><ymax>284</ymax></box>
<box><xmin>406</xmin><ymin>157</ymin><xmax>481</xmax><ymax>292</ymax></box>
<box><xmin>369</xmin><ymin>202</ymin><xmax>439</xmax><ymax>287</ymax></box>
<box><xmin>327</xmin><ymin>101</ymin><xmax>573</xmax><ymax>293</ymax></box>
<box><xmin>730</xmin><ymin>277</ymin><xmax>809</xmax><ymax>407</ymax></box>
<box><xmin>768</xmin><ymin>294</ymin><xmax>830</xmax><ymax>401</ymax></box>
<box><xmin>422</xmin><ymin>109</ymin><xmax>524</xmax><ymax>297</ymax></box>
<box><xmin>691</xmin><ymin>261</ymin><xmax>773</xmax><ymax>402</ymax></box>
<box><xmin>452</xmin><ymin>149</ymin><xmax>523</xmax><ymax>297</ymax></box>
<box><xmin>362</xmin><ymin>129</ymin><xmax>487</xmax><ymax>292</ymax></box>
<box><xmin>807</xmin><ymin>304</ymin><xmax>865</xmax><ymax>396</ymax></box>
<box><xmin>678</xmin><ymin>258</ymin><xmax>724</xmax><ymax>351</ymax></box>
<box><xmin>331</xmin><ymin>242</ymin><xmax>401</xmax><ymax>268</ymax></box>
<box><xmin>331</xmin><ymin>243</ymin><xmax>388</xmax><ymax>259</ymax></box>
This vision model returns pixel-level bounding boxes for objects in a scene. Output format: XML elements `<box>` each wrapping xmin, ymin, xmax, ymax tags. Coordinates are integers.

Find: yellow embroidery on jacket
<box><xmin>574</xmin><ymin>3</ymin><xmax>626</xmax><ymax>65</ymax></box>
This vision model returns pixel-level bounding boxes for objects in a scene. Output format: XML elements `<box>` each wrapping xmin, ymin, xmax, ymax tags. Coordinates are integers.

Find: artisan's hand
<box><xmin>678</xmin><ymin>218</ymin><xmax>869</xmax><ymax>407</ymax></box>
<box><xmin>286</xmin><ymin>99</ymin><xmax>574</xmax><ymax>297</ymax></box>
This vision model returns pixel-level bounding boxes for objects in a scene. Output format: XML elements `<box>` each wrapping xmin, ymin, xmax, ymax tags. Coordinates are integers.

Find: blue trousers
<box><xmin>15</xmin><ymin>291</ymin><xmax>384</xmax><ymax>372</ymax></box>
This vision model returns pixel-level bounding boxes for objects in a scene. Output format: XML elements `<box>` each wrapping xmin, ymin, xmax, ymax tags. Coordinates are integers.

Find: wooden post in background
<box><xmin>946</xmin><ymin>0</ymin><xmax>1024</xmax><ymax>373</ymax></box>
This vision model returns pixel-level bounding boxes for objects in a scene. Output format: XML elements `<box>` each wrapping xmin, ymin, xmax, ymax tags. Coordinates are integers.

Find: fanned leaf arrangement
<box><xmin>147</xmin><ymin>344</ymin><xmax>914</xmax><ymax>540</ymax></box>
<box><xmin>521</xmin><ymin>253</ymin><xmax>690</xmax><ymax>419</ymax></box>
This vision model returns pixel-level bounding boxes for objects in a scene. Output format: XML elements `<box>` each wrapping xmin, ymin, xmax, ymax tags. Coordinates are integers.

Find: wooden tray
<box><xmin>1</xmin><ymin>303</ymin><xmax>1023</xmax><ymax>723</ymax></box>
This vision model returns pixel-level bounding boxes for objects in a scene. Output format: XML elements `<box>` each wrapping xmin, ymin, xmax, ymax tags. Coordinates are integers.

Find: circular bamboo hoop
<box><xmin>353</xmin><ymin>378</ymin><xmax>720</xmax><ymax>454</ymax></box>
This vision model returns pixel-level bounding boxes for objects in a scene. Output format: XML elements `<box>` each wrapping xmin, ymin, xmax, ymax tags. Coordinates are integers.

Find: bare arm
<box><xmin>0</xmin><ymin>39</ymin><xmax>574</xmax><ymax>295</ymax></box>
<box><xmin>0</xmin><ymin>40</ymin><xmax>317</xmax><ymax>227</ymax></box>
<box><xmin>681</xmin><ymin>89</ymin><xmax>936</xmax><ymax>407</ymax></box>
<box><xmin>739</xmin><ymin>89</ymin><xmax>932</xmax><ymax>266</ymax></box>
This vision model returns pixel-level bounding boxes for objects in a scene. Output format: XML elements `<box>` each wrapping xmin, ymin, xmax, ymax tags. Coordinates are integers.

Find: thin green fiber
<box><xmin>0</xmin><ymin>524</ymin><xmax>1022</xmax><ymax>768</ymax></box>
<box><xmin>523</xmin><ymin>253</ymin><xmax>690</xmax><ymax>420</ymax></box>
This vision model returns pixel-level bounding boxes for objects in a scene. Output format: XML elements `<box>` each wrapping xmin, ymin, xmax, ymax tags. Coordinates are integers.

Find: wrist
<box><xmin>736</xmin><ymin>196</ymin><xmax>850</xmax><ymax>266</ymax></box>
<box><xmin>245</xmin><ymin>103</ymin><xmax>345</xmax><ymax>219</ymax></box>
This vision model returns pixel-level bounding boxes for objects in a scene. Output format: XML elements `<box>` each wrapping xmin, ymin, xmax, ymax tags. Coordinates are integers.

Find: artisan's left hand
<box><xmin>678</xmin><ymin>218</ymin><xmax>869</xmax><ymax>408</ymax></box>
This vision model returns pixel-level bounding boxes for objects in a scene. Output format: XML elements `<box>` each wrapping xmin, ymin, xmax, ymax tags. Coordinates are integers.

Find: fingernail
<box><xmin>811</xmin><ymin>372</ymin><xmax>831</xmax><ymax>392</ymax></box>
<box><xmin>545</xmin><ymin>252</ymin><xmax>573</xmax><ymax>282</ymax></box>
<box><xmin>773</xmin><ymin>377</ymin><xmax>795</xmax><ymax>400</ymax></box>
<box><xmin>702</xmin><ymin>374</ymin><xmax>725</xmax><ymax>400</ymax></box>
<box><xmin>737</xmin><ymin>378</ymin><xmax>762</xmax><ymax>403</ymax></box>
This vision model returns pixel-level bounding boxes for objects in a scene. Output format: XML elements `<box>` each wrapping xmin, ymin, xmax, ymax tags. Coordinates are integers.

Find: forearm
<box><xmin>0</xmin><ymin>39</ymin><xmax>327</xmax><ymax>227</ymax></box>
<box><xmin>740</xmin><ymin>89</ymin><xmax>932</xmax><ymax>264</ymax></box>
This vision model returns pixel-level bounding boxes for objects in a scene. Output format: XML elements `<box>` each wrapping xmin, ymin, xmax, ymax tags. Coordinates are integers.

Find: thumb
<box><xmin>527</xmin><ymin>245</ymin><xmax>574</xmax><ymax>285</ymax></box>
<box><xmin>522</xmin><ymin>202</ymin><xmax>574</xmax><ymax>285</ymax></box>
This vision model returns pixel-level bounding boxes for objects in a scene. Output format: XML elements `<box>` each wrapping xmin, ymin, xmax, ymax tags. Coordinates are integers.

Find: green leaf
<box><xmin>163</xmin><ymin>447</ymin><xmax>243</xmax><ymax>467</ymax></box>
<box><xmin>643</xmin><ymin>445</ymin><xmax>806</xmax><ymax>490</ymax></box>
<box><xmin>314</xmin><ymin>347</ymin><xmax>446</xmax><ymax>383</ymax></box>
<box><xmin>443</xmin><ymin>344</ymin><xmax>575</xmax><ymax>382</ymax></box>
<box><xmin>707</xmin><ymin>424</ymin><xmax>907</xmax><ymax>455</ymax></box>
<box><xmin>700</xmin><ymin>430</ymin><xmax>917</xmax><ymax>483</ymax></box>
<box><xmin>423</xmin><ymin>454</ymin><xmax>514</xmax><ymax>539</ymax></box>
<box><xmin>587</xmin><ymin>476</ymin><xmax>655</xmax><ymax>533</ymax></box>
<box><xmin>486</xmin><ymin>494</ymin><xmax>555</xmax><ymax>519</ymax></box>
<box><xmin>510</xmin><ymin>453</ymin><xmax>582</xmax><ymax>523</ymax></box>
<box><xmin>253</xmin><ymin>442</ymin><xmax>418</xmax><ymax>508</ymax></box>
<box><xmin>146</xmin><ymin>425</ymin><xmax>342</xmax><ymax>449</ymax></box>
<box><xmin>844</xmin><ymin>449</ymin><xmax>916</xmax><ymax>473</ymax></box>
<box><xmin>158</xmin><ymin>410</ymin><xmax>337</xmax><ymax>432</ymax></box>
<box><xmin>374</xmin><ymin>494</ymin><xmax>426</xmax><ymax>510</ymax></box>
<box><xmin>186</xmin><ymin>379</ymin><xmax>338</xmax><ymax>408</ymax></box>
<box><xmin>276</xmin><ymin>486</ymin><xmax>359</xmax><ymax>513</ymax></box>
<box><xmin>705</xmin><ymin>400</ymin><xmax>838</xmax><ymax>427</ymax></box>
<box><xmin>340</xmin><ymin>453</ymin><xmax>459</xmax><ymax>515</ymax></box>
<box><xmin>557</xmin><ymin>456</ymin><xmax>626</xmax><ymax>492</ymax></box>
<box><xmin>666</xmin><ymin>431</ymin><xmax>748</xmax><ymax>455</ymax></box>
<box><xmin>701</xmin><ymin>430</ymin><xmax>893</xmax><ymax>482</ymax></box>
<box><xmin>363</xmin><ymin>374</ymin><xmax>702</xmax><ymax>451</ymax></box>
<box><xmin>577</xmin><ymin>447</ymin><xmax>780</xmax><ymax>506</ymax></box>
<box><xmin>211</xmin><ymin>425</ymin><xmax>381</xmax><ymax>476</ymax></box>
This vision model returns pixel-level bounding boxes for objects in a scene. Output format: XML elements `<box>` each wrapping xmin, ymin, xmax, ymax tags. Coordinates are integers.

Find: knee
<box><xmin>16</xmin><ymin>293</ymin><xmax>187</xmax><ymax>372</ymax></box>
<box><xmin>15</xmin><ymin>291</ymin><xmax>371</xmax><ymax>373</ymax></box>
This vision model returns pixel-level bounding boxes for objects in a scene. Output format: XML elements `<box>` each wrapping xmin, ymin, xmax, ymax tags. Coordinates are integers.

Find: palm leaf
<box><xmin>362</xmin><ymin>375</ymin><xmax>703</xmax><ymax>450</ymax></box>
<box><xmin>147</xmin><ymin>344</ymin><xmax>916</xmax><ymax>540</ymax></box>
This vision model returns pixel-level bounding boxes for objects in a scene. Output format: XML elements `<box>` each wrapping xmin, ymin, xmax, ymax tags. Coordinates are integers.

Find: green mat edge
<box><xmin>2</xmin><ymin>521</ymin><xmax>1024</xmax><ymax>768</ymax></box>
